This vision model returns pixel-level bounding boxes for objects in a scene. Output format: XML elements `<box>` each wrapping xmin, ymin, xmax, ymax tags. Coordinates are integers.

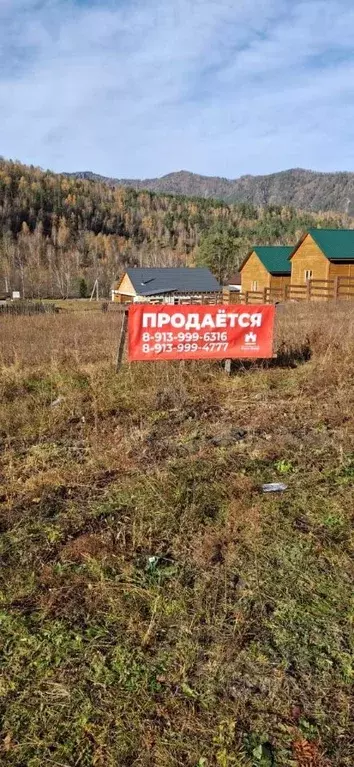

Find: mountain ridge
<box><xmin>66</xmin><ymin>167</ymin><xmax>354</xmax><ymax>214</ymax></box>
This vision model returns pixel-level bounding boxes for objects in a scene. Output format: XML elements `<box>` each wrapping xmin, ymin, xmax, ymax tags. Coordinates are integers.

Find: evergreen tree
<box><xmin>79</xmin><ymin>278</ymin><xmax>88</xmax><ymax>298</ymax></box>
<box><xmin>196</xmin><ymin>224</ymin><xmax>240</xmax><ymax>283</ymax></box>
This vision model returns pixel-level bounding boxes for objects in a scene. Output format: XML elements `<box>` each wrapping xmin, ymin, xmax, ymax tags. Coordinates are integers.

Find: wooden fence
<box><xmin>224</xmin><ymin>276</ymin><xmax>354</xmax><ymax>305</ymax></box>
<box><xmin>3</xmin><ymin>278</ymin><xmax>354</xmax><ymax>314</ymax></box>
<box><xmin>137</xmin><ymin>292</ymin><xmax>223</xmax><ymax>305</ymax></box>
<box><xmin>0</xmin><ymin>302</ymin><xmax>58</xmax><ymax>316</ymax></box>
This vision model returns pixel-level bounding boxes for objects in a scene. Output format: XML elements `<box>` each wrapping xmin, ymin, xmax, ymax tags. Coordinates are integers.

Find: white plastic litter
<box><xmin>262</xmin><ymin>482</ymin><xmax>288</xmax><ymax>493</ymax></box>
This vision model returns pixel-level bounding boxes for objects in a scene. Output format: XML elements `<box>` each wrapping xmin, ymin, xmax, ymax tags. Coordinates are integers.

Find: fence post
<box><xmin>333</xmin><ymin>276</ymin><xmax>339</xmax><ymax>301</ymax></box>
<box><xmin>306</xmin><ymin>280</ymin><xmax>311</xmax><ymax>301</ymax></box>
<box><xmin>245</xmin><ymin>291</ymin><xmax>249</xmax><ymax>305</ymax></box>
<box><xmin>263</xmin><ymin>287</ymin><xmax>267</xmax><ymax>304</ymax></box>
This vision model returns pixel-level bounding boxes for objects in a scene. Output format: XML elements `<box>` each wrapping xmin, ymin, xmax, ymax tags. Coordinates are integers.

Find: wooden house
<box><xmin>240</xmin><ymin>247</ymin><xmax>293</xmax><ymax>295</ymax></box>
<box><xmin>111</xmin><ymin>267</ymin><xmax>220</xmax><ymax>303</ymax></box>
<box><xmin>290</xmin><ymin>229</ymin><xmax>354</xmax><ymax>288</ymax></box>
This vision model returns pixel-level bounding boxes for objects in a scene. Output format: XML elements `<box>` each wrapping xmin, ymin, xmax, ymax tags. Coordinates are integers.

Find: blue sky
<box><xmin>1</xmin><ymin>0</ymin><xmax>354</xmax><ymax>179</ymax></box>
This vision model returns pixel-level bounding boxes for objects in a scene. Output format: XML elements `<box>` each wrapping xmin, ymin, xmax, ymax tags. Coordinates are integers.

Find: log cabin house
<box><xmin>111</xmin><ymin>267</ymin><xmax>220</xmax><ymax>303</ymax></box>
<box><xmin>240</xmin><ymin>247</ymin><xmax>293</xmax><ymax>296</ymax></box>
<box><xmin>290</xmin><ymin>229</ymin><xmax>354</xmax><ymax>293</ymax></box>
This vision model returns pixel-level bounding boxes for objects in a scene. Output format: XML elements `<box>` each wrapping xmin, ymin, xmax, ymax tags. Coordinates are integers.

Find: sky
<box><xmin>1</xmin><ymin>0</ymin><xmax>354</xmax><ymax>179</ymax></box>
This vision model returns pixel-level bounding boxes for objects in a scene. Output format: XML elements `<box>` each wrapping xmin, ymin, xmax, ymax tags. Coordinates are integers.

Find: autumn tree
<box><xmin>0</xmin><ymin>157</ymin><xmax>349</xmax><ymax>299</ymax></box>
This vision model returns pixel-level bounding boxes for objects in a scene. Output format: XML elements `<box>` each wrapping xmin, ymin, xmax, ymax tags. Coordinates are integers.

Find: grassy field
<box><xmin>0</xmin><ymin>305</ymin><xmax>353</xmax><ymax>767</ymax></box>
<box><xmin>31</xmin><ymin>298</ymin><xmax>111</xmax><ymax>313</ymax></box>
<box><xmin>45</xmin><ymin>299</ymin><xmax>112</xmax><ymax>313</ymax></box>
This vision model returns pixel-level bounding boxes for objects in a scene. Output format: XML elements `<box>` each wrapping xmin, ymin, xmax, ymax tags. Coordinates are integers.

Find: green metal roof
<box><xmin>307</xmin><ymin>229</ymin><xmax>354</xmax><ymax>261</ymax></box>
<box><xmin>253</xmin><ymin>246</ymin><xmax>293</xmax><ymax>274</ymax></box>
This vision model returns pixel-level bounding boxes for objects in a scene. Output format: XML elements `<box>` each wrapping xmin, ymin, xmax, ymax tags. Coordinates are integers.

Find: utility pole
<box><xmin>90</xmin><ymin>279</ymin><xmax>99</xmax><ymax>301</ymax></box>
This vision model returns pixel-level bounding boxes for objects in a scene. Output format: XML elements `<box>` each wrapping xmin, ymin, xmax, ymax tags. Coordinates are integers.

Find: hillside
<box><xmin>68</xmin><ymin>168</ymin><xmax>354</xmax><ymax>215</ymax></box>
<box><xmin>0</xmin><ymin>158</ymin><xmax>353</xmax><ymax>299</ymax></box>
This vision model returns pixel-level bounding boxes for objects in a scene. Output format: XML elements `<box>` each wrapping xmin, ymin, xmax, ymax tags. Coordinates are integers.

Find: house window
<box><xmin>251</xmin><ymin>281</ymin><xmax>258</xmax><ymax>291</ymax></box>
<box><xmin>304</xmin><ymin>270</ymin><xmax>313</xmax><ymax>281</ymax></box>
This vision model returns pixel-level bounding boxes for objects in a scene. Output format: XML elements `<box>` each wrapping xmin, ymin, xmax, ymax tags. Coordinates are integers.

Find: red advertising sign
<box><xmin>128</xmin><ymin>304</ymin><xmax>275</xmax><ymax>361</ymax></box>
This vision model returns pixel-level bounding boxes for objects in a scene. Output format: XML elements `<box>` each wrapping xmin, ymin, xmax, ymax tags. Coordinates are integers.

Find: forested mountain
<box><xmin>69</xmin><ymin>168</ymin><xmax>354</xmax><ymax>215</ymax></box>
<box><xmin>0</xmin><ymin>158</ymin><xmax>352</xmax><ymax>299</ymax></box>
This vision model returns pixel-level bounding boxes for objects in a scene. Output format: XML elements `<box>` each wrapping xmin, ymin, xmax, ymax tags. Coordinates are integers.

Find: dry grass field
<box><xmin>0</xmin><ymin>304</ymin><xmax>353</xmax><ymax>767</ymax></box>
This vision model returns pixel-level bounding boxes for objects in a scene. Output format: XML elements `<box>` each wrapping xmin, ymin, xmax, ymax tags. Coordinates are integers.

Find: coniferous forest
<box><xmin>0</xmin><ymin>158</ymin><xmax>352</xmax><ymax>298</ymax></box>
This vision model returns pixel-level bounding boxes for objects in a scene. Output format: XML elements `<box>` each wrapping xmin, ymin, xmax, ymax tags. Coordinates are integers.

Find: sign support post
<box><xmin>116</xmin><ymin>309</ymin><xmax>128</xmax><ymax>371</ymax></box>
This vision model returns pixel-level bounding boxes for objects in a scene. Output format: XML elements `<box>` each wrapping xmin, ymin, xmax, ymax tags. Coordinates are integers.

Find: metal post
<box><xmin>224</xmin><ymin>359</ymin><xmax>232</xmax><ymax>375</ymax></box>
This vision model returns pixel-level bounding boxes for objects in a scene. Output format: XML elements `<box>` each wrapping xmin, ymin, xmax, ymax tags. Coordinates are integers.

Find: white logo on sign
<box><xmin>245</xmin><ymin>332</ymin><xmax>257</xmax><ymax>344</ymax></box>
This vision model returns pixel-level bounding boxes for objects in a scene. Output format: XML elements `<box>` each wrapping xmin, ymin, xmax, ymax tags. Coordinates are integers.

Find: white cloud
<box><xmin>0</xmin><ymin>0</ymin><xmax>354</xmax><ymax>177</ymax></box>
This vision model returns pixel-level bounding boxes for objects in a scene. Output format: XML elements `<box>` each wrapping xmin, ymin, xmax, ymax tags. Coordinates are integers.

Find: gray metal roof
<box><xmin>125</xmin><ymin>268</ymin><xmax>220</xmax><ymax>295</ymax></box>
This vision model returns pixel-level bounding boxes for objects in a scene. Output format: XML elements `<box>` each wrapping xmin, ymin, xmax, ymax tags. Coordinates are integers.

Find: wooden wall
<box><xmin>329</xmin><ymin>261</ymin><xmax>354</xmax><ymax>296</ymax></box>
<box><xmin>241</xmin><ymin>252</ymin><xmax>271</xmax><ymax>293</ymax></box>
<box><xmin>328</xmin><ymin>262</ymin><xmax>354</xmax><ymax>279</ymax></box>
<box><xmin>270</xmin><ymin>275</ymin><xmax>291</xmax><ymax>292</ymax></box>
<box><xmin>112</xmin><ymin>274</ymin><xmax>136</xmax><ymax>302</ymax></box>
<box><xmin>291</xmin><ymin>234</ymin><xmax>329</xmax><ymax>284</ymax></box>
